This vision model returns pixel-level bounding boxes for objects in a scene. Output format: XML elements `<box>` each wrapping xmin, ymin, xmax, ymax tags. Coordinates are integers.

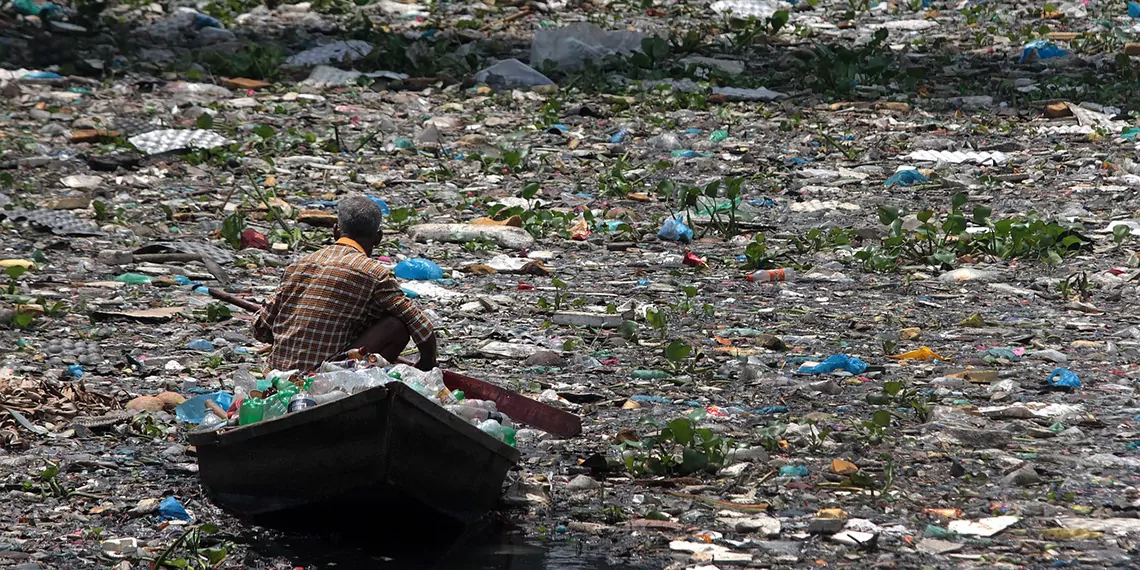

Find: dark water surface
<box><xmin>244</xmin><ymin>525</ymin><xmax>659</xmax><ymax>570</ymax></box>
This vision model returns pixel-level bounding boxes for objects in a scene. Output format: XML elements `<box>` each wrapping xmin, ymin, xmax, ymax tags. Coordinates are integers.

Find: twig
<box><xmin>480</xmin><ymin>7</ymin><xmax>531</xmax><ymax>31</ymax></box>
<box><xmin>244</xmin><ymin>172</ymin><xmax>291</xmax><ymax>236</ymax></box>
<box><xmin>216</xmin><ymin>180</ymin><xmax>240</xmax><ymax>215</ymax></box>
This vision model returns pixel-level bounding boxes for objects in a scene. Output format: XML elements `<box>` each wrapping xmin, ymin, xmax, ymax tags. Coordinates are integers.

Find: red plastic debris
<box><xmin>682</xmin><ymin>251</ymin><xmax>707</xmax><ymax>268</ymax></box>
<box><xmin>240</xmin><ymin>229</ymin><xmax>269</xmax><ymax>250</ymax></box>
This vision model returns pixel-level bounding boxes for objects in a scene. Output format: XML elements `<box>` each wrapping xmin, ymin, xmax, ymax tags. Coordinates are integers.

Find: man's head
<box><xmin>334</xmin><ymin>195</ymin><xmax>384</xmax><ymax>255</ymax></box>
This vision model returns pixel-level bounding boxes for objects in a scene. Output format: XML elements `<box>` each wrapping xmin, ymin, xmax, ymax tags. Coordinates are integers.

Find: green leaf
<box><xmin>664</xmin><ymin>340</ymin><xmax>691</xmax><ymax>362</ymax></box>
<box><xmin>1114</xmin><ymin>224</ymin><xmax>1131</xmax><ymax>244</ymax></box>
<box><xmin>679</xmin><ymin>447</ymin><xmax>708</xmax><ymax>475</ymax></box>
<box><xmin>849</xmin><ymin>470</ymin><xmax>875</xmax><ymax>488</ymax></box>
<box><xmin>872</xmin><ymin>410</ymin><xmax>891</xmax><ymax>427</ymax></box>
<box><xmin>552</xmin><ymin>278</ymin><xmax>568</xmax><ymax>289</ymax></box>
<box><xmin>668</xmin><ymin>418</ymin><xmax>694</xmax><ymax>446</ymax></box>
<box><xmin>201</xmin><ymin>548</ymin><xmax>228</xmax><ymax>564</ymax></box>
<box><xmin>688</xmin><ymin>407</ymin><xmax>707</xmax><ymax>423</ymax></box>
<box><xmin>645</xmin><ymin>308</ymin><xmax>667</xmax><ymax>330</ymax></box>
<box><xmin>199</xmin><ymin>523</ymin><xmax>220</xmax><ymax>534</ymax></box>
<box><xmin>931</xmin><ymin>250</ymin><xmax>957</xmax><ymax>266</ymax></box>
<box><xmin>682</xmin><ymin>285</ymin><xmax>698</xmax><ymax>298</ymax></box>
<box><xmin>252</xmin><ymin>125</ymin><xmax>276</xmax><ymax>139</ymax></box>
<box><xmin>883</xmin><ymin>381</ymin><xmax>904</xmax><ymax>396</ymax></box>
<box><xmin>769</xmin><ymin>9</ymin><xmax>789</xmax><ymax>33</ymax></box>
<box><xmin>196</xmin><ymin>113</ymin><xmax>214</xmax><ymax>130</ymax></box>
<box><xmin>972</xmin><ymin>204</ymin><xmax>992</xmax><ymax>225</ymax></box>
<box><xmin>916</xmin><ymin>210</ymin><xmax>933</xmax><ymax>223</ymax></box>
<box><xmin>12</xmin><ymin>313</ymin><xmax>34</xmax><ymax>328</ymax></box>
<box><xmin>618</xmin><ymin>320</ymin><xmax>639</xmax><ymax>340</ymax></box>
<box><xmin>521</xmin><ymin>182</ymin><xmax>540</xmax><ymax>199</ymax></box>
<box><xmin>877</xmin><ymin>205</ymin><xmax>899</xmax><ymax>225</ymax></box>
<box><xmin>5</xmin><ymin>265</ymin><xmax>27</xmax><ymax>280</ymax></box>
<box><xmin>951</xmin><ymin>192</ymin><xmax>968</xmax><ymax>210</ymax></box>
<box><xmin>1061</xmin><ymin>235</ymin><xmax>1083</xmax><ymax>248</ymax></box>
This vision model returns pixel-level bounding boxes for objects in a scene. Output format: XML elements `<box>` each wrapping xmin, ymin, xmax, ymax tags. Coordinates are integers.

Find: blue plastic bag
<box><xmin>1020</xmin><ymin>40</ymin><xmax>1067</xmax><ymax>64</ymax></box>
<box><xmin>192</xmin><ymin>12</ymin><xmax>222</xmax><ymax>28</ymax></box>
<box><xmin>884</xmin><ymin>169</ymin><xmax>930</xmax><ymax>188</ymax></box>
<box><xmin>779</xmin><ymin>465</ymin><xmax>809</xmax><ymax>477</ymax></box>
<box><xmin>186</xmin><ymin>339</ymin><xmax>215</xmax><ymax>352</ymax></box>
<box><xmin>158</xmin><ymin>497</ymin><xmax>192</xmax><ymax>521</ymax></box>
<box><xmin>1047</xmin><ymin>367</ymin><xmax>1081</xmax><ymax>388</ymax></box>
<box><xmin>798</xmin><ymin>354</ymin><xmax>868</xmax><ymax>375</ymax></box>
<box><xmin>658</xmin><ymin>215</ymin><xmax>693</xmax><ymax>243</ymax></box>
<box><xmin>367</xmin><ymin>196</ymin><xmax>391</xmax><ymax>215</ymax></box>
<box><xmin>66</xmin><ymin>364</ymin><xmax>83</xmax><ymax>378</ymax></box>
<box><xmin>609</xmin><ymin>129</ymin><xmax>629</xmax><ymax>144</ymax></box>
<box><xmin>1130</xmin><ymin>1</ymin><xmax>1140</xmax><ymax>17</ymax></box>
<box><xmin>175</xmin><ymin>392</ymin><xmax>234</xmax><ymax>424</ymax></box>
<box><xmin>393</xmin><ymin>258</ymin><xmax>443</xmax><ymax>280</ymax></box>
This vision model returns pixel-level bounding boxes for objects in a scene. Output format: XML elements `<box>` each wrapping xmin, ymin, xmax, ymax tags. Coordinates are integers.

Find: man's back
<box><xmin>253</xmin><ymin>241</ymin><xmax>430</xmax><ymax>372</ymax></box>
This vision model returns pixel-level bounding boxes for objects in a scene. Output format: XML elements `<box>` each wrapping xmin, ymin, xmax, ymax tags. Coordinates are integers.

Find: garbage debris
<box><xmin>797</xmin><ymin>354</ymin><xmax>868</xmax><ymax>375</ymax></box>
<box><xmin>531</xmin><ymin>23</ymin><xmax>646</xmax><ymax>70</ymax></box>
<box><xmin>2</xmin><ymin>0</ymin><xmax>1139</xmax><ymax>566</ymax></box>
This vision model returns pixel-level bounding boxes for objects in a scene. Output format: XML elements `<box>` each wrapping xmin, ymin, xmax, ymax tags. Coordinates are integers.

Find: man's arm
<box><xmin>373</xmin><ymin>269</ymin><xmax>438</xmax><ymax>370</ymax></box>
<box><xmin>251</xmin><ymin>295</ymin><xmax>277</xmax><ymax>344</ymax></box>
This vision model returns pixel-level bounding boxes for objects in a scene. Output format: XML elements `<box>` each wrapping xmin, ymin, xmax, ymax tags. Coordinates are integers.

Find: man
<box><xmin>252</xmin><ymin>196</ymin><xmax>438</xmax><ymax>373</ymax></box>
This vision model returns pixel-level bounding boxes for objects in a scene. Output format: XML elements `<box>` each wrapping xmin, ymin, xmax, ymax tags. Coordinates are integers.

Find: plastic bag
<box><xmin>1019</xmin><ymin>40</ymin><xmax>1067</xmax><ymax>64</ymax></box>
<box><xmin>884</xmin><ymin>169</ymin><xmax>929</xmax><ymax>188</ymax></box>
<box><xmin>530</xmin><ymin>23</ymin><xmax>646</xmax><ymax>70</ymax></box>
<box><xmin>798</xmin><ymin>354</ymin><xmax>868</xmax><ymax>375</ymax></box>
<box><xmin>473</xmin><ymin>59</ymin><xmax>554</xmax><ymax>89</ymax></box>
<box><xmin>658</xmin><ymin>215</ymin><xmax>694</xmax><ymax>243</ymax></box>
<box><xmin>174</xmin><ymin>391</ymin><xmax>234</xmax><ymax>424</ymax></box>
<box><xmin>394</xmin><ymin>258</ymin><xmax>444</xmax><ymax>280</ymax></box>
<box><xmin>1047</xmin><ymin>367</ymin><xmax>1081</xmax><ymax>388</ymax></box>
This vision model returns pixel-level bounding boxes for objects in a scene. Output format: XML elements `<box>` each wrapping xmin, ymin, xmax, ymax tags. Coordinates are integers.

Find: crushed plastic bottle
<box><xmin>477</xmin><ymin>418</ymin><xmax>506</xmax><ymax>441</ymax></box>
<box><xmin>749</xmin><ymin>268</ymin><xmax>796</xmax><ymax>282</ymax></box>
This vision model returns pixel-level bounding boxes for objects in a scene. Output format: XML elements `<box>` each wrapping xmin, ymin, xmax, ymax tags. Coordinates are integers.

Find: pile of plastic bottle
<box><xmin>221</xmin><ymin>358</ymin><xmax>517</xmax><ymax>446</ymax></box>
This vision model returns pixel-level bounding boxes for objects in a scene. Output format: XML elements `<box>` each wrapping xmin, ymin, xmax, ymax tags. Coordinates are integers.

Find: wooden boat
<box><xmin>189</xmin><ymin>382</ymin><xmax>521</xmax><ymax>535</ymax></box>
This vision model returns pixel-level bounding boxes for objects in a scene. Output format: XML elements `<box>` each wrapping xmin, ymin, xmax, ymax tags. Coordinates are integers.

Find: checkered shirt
<box><xmin>252</xmin><ymin>242</ymin><xmax>434</xmax><ymax>372</ymax></box>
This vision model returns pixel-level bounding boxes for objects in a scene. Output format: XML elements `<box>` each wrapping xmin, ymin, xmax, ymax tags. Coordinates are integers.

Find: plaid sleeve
<box><xmin>251</xmin><ymin>264</ymin><xmax>295</xmax><ymax>343</ymax></box>
<box><xmin>252</xmin><ymin>302</ymin><xmax>275</xmax><ymax>343</ymax></box>
<box><xmin>371</xmin><ymin>267</ymin><xmax>435</xmax><ymax>345</ymax></box>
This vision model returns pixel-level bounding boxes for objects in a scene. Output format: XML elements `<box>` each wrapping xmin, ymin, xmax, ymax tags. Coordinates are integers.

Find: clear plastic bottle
<box><xmin>748</xmin><ymin>268</ymin><xmax>796</xmax><ymax>282</ymax></box>
<box><xmin>477</xmin><ymin>419</ymin><xmax>505</xmax><ymax>441</ymax></box>
<box><xmin>263</xmin><ymin>396</ymin><xmax>288</xmax><ymax>420</ymax></box>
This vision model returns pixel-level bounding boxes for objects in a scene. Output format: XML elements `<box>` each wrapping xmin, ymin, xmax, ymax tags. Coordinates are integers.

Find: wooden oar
<box><xmin>206</xmin><ymin>287</ymin><xmax>583</xmax><ymax>437</ymax></box>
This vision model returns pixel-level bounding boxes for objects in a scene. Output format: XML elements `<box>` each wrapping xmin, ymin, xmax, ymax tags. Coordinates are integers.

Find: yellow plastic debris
<box><xmin>830</xmin><ymin>458</ymin><xmax>859</xmax><ymax>475</ymax></box>
<box><xmin>0</xmin><ymin>259</ymin><xmax>35</xmax><ymax>270</ymax></box>
<box><xmin>888</xmin><ymin>346</ymin><xmax>949</xmax><ymax>361</ymax></box>
<box><xmin>817</xmin><ymin>508</ymin><xmax>848</xmax><ymax>520</ymax></box>
<box><xmin>1041</xmin><ymin>528</ymin><xmax>1103</xmax><ymax>540</ymax></box>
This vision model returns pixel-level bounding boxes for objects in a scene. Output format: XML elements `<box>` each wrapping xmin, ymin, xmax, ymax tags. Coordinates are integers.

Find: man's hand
<box><xmin>414</xmin><ymin>332</ymin><xmax>439</xmax><ymax>372</ymax></box>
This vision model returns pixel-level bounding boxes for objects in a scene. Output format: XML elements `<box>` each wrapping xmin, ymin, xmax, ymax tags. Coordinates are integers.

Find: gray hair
<box><xmin>337</xmin><ymin>195</ymin><xmax>383</xmax><ymax>239</ymax></box>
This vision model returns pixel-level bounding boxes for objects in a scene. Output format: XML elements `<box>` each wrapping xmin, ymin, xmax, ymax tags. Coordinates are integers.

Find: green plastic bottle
<box><xmin>502</xmin><ymin>426</ymin><xmax>517</xmax><ymax>447</ymax></box>
<box><xmin>239</xmin><ymin>398</ymin><xmax>264</xmax><ymax>425</ymax></box>
<box><xmin>114</xmin><ymin>273</ymin><xmax>153</xmax><ymax>284</ymax></box>
<box><xmin>632</xmin><ymin>369</ymin><xmax>671</xmax><ymax>379</ymax></box>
